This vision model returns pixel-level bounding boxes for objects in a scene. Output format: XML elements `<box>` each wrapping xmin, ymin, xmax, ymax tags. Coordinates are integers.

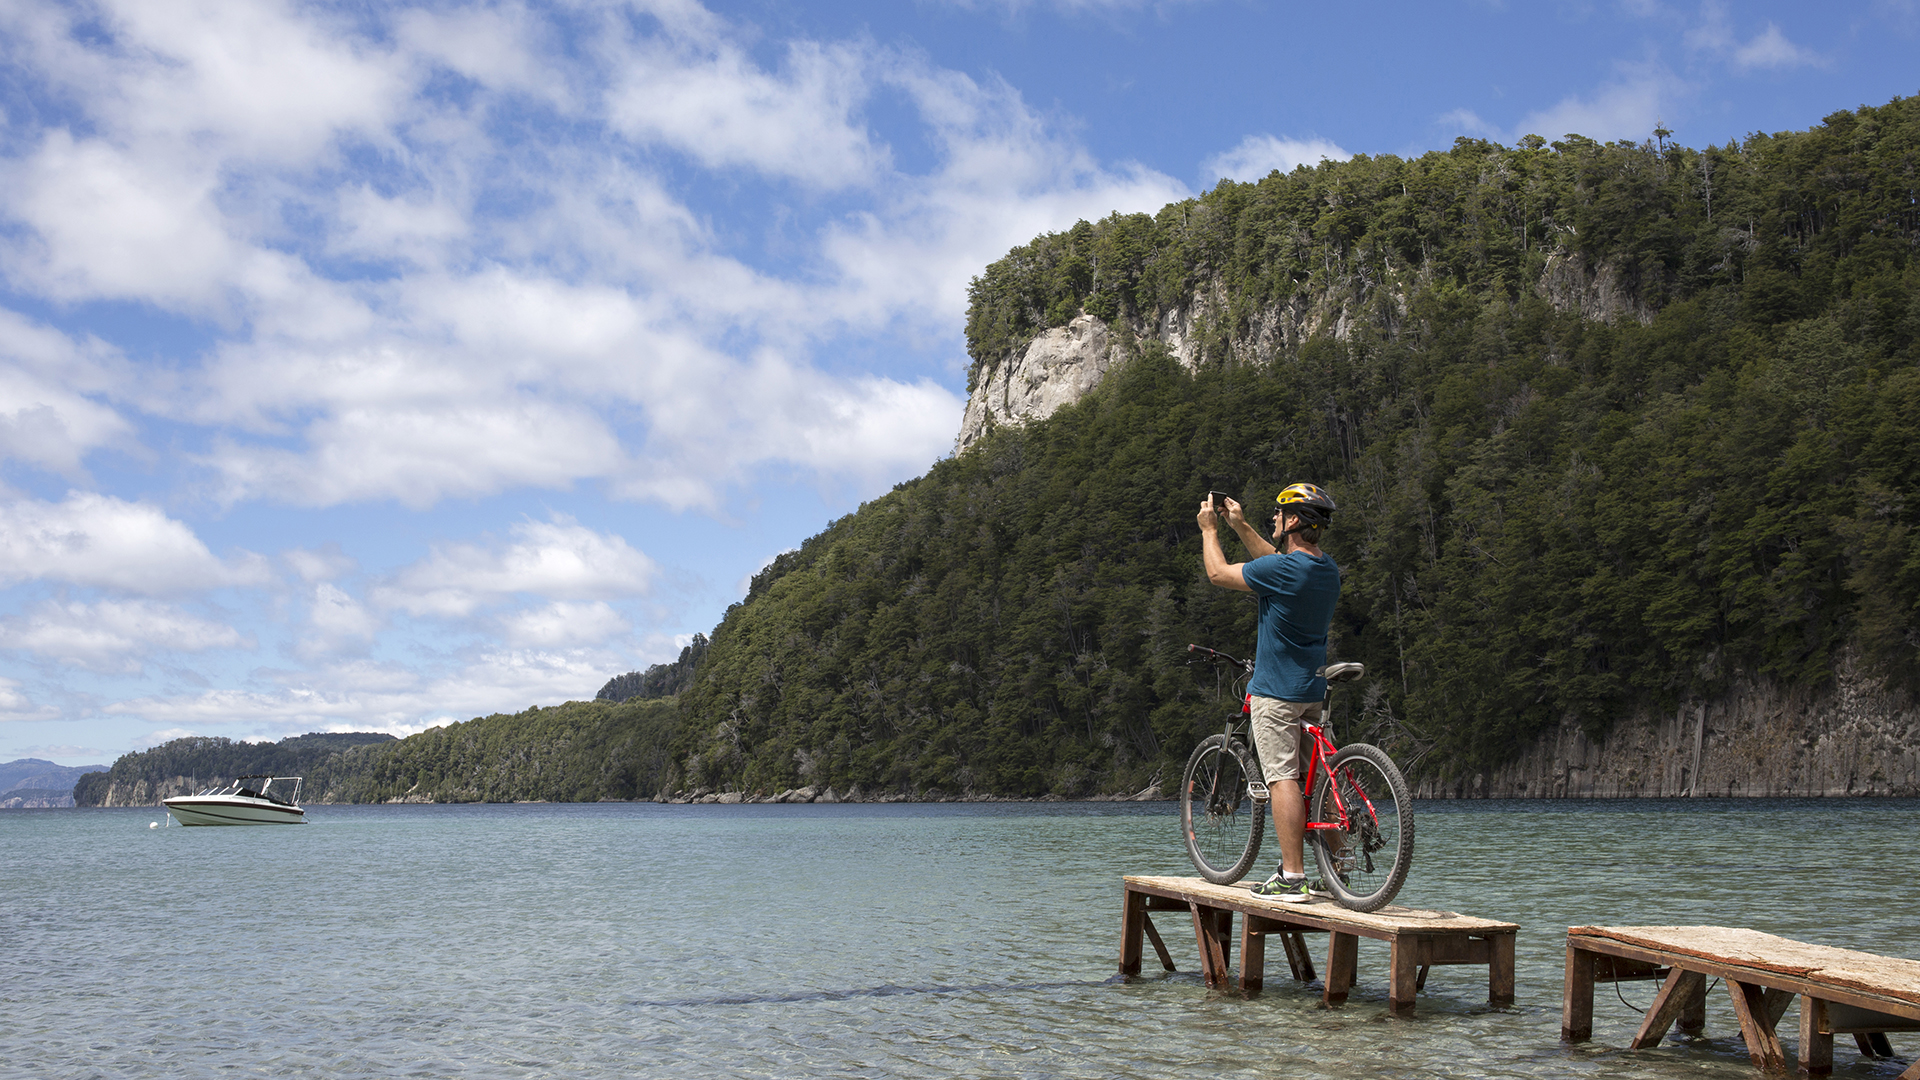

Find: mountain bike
<box><xmin>1179</xmin><ymin>644</ymin><xmax>1414</xmax><ymax>912</ymax></box>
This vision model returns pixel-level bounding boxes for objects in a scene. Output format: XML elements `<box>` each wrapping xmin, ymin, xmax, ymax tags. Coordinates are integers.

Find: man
<box><xmin>1196</xmin><ymin>483</ymin><xmax>1341</xmax><ymax>902</ymax></box>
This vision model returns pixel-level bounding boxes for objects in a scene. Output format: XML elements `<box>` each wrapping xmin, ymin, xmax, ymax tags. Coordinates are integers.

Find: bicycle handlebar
<box><xmin>1186</xmin><ymin>643</ymin><xmax>1254</xmax><ymax>673</ymax></box>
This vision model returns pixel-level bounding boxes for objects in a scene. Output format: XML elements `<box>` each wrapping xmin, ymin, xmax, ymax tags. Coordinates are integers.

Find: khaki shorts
<box><xmin>1249</xmin><ymin>695</ymin><xmax>1321</xmax><ymax>784</ymax></box>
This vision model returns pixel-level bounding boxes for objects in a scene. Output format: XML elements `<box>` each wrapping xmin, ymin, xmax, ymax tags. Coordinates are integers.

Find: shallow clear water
<box><xmin>2</xmin><ymin>799</ymin><xmax>1915</xmax><ymax>1079</ymax></box>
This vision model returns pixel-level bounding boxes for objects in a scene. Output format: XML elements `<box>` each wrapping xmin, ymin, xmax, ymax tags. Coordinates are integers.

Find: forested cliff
<box><xmin>669</xmin><ymin>98</ymin><xmax>1920</xmax><ymax>798</ymax></box>
<box><xmin>82</xmin><ymin>99</ymin><xmax>1920</xmax><ymax>805</ymax></box>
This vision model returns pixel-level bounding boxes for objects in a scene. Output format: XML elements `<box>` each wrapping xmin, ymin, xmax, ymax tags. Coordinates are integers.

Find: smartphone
<box><xmin>1208</xmin><ymin>491</ymin><xmax>1229</xmax><ymax>511</ymax></box>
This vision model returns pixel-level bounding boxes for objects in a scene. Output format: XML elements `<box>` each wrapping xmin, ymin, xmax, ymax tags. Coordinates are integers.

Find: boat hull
<box><xmin>162</xmin><ymin>796</ymin><xmax>306</xmax><ymax>825</ymax></box>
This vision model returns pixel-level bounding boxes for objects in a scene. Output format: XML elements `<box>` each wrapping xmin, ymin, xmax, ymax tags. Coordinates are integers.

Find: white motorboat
<box><xmin>163</xmin><ymin>775</ymin><xmax>306</xmax><ymax>825</ymax></box>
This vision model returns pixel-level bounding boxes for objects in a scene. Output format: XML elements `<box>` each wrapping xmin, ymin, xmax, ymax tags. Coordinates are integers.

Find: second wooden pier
<box><xmin>1119</xmin><ymin>875</ymin><xmax>1518</xmax><ymax>1015</ymax></box>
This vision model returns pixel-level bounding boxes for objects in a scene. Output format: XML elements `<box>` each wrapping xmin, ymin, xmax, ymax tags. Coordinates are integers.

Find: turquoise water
<box><xmin>2</xmin><ymin>799</ymin><xmax>1915</xmax><ymax>1079</ymax></box>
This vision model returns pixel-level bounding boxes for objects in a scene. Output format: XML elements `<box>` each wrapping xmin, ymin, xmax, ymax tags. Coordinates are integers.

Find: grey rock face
<box><xmin>956</xmin><ymin>315</ymin><xmax>1126</xmax><ymax>454</ymax></box>
<box><xmin>1413</xmin><ymin>650</ymin><xmax>1919</xmax><ymax>798</ymax></box>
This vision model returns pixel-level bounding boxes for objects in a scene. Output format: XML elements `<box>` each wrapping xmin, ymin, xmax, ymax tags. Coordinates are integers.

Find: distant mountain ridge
<box><xmin>0</xmin><ymin>758</ymin><xmax>106</xmax><ymax>793</ymax></box>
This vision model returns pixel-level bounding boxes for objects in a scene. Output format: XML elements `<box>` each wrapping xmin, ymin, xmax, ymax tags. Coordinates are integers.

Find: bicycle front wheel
<box><xmin>1308</xmin><ymin>742</ymin><xmax>1414</xmax><ymax>911</ymax></box>
<box><xmin>1180</xmin><ymin>734</ymin><xmax>1265</xmax><ymax>883</ymax></box>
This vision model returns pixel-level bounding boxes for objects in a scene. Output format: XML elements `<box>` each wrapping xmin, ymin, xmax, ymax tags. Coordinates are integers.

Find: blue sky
<box><xmin>1</xmin><ymin>0</ymin><xmax>1913</xmax><ymax>766</ymax></box>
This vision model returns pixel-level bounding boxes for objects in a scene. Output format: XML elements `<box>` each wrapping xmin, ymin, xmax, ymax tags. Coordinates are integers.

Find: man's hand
<box><xmin>1196</xmin><ymin>498</ymin><xmax>1219</xmax><ymax>531</ymax></box>
<box><xmin>1222</xmin><ymin>496</ymin><xmax>1247</xmax><ymax>529</ymax></box>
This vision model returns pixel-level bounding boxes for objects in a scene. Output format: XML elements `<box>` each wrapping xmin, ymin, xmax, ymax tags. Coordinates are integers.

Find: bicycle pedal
<box><xmin>1246</xmin><ymin>780</ymin><xmax>1270</xmax><ymax>801</ymax></box>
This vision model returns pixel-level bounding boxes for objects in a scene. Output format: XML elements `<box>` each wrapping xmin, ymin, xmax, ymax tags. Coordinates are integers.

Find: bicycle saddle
<box><xmin>1319</xmin><ymin>662</ymin><xmax>1365</xmax><ymax>683</ymax></box>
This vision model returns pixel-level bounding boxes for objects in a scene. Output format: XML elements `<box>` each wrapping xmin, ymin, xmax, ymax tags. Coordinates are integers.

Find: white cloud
<box><xmin>1508</xmin><ymin>64</ymin><xmax>1683</xmax><ymax>144</ymax></box>
<box><xmin>1729</xmin><ymin>24</ymin><xmax>1821</xmax><ymax>71</ymax></box>
<box><xmin>1686</xmin><ymin>4</ymin><xmax>1823</xmax><ymax>72</ymax></box>
<box><xmin>0</xmin><ymin>493</ymin><xmax>267</xmax><ymax>595</ymax></box>
<box><xmin>1201</xmin><ymin>135</ymin><xmax>1350</xmax><ymax>184</ymax></box>
<box><xmin>815</xmin><ymin>64</ymin><xmax>1191</xmax><ymax>332</ymax></box>
<box><xmin>305</xmin><ymin>583</ymin><xmax>381</xmax><ymax>652</ymax></box>
<box><xmin>499</xmin><ymin>600</ymin><xmax>630</xmax><ymax>647</ymax></box>
<box><xmin>107</xmin><ymin>646</ymin><xmax>617</xmax><ymax>737</ymax></box>
<box><xmin>40</xmin><ymin>0</ymin><xmax>406</xmax><ymax>162</ymax></box>
<box><xmin>0</xmin><ymin>132</ymin><xmax>245</xmax><ymax>310</ymax></box>
<box><xmin>0</xmin><ymin>599</ymin><xmax>245</xmax><ymax>672</ymax></box>
<box><xmin>606</xmin><ymin>35</ymin><xmax>888</xmax><ymax>189</ymax></box>
<box><xmin>0</xmin><ymin>310</ymin><xmax>139</xmax><ymax>478</ymax></box>
<box><xmin>0</xmin><ymin>677</ymin><xmax>58</xmax><ymax>722</ymax></box>
<box><xmin>0</xmin><ymin>0</ymin><xmax>1192</xmax><ymax>517</ymax></box>
<box><xmin>284</xmin><ymin>545</ymin><xmax>359</xmax><ymax>585</ymax></box>
<box><xmin>932</xmin><ymin>0</ymin><xmax>1209</xmax><ymax>11</ymax></box>
<box><xmin>373</xmin><ymin>516</ymin><xmax>657</xmax><ymax>618</ymax></box>
<box><xmin>203</xmin><ymin>398</ymin><xmax>628</xmax><ymax>509</ymax></box>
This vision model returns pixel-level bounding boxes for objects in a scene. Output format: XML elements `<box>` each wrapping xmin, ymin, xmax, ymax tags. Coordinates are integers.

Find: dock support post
<box><xmin>1324</xmin><ymin>931</ymin><xmax>1359</xmax><ymax>1007</ymax></box>
<box><xmin>1563</xmin><ymin>944</ymin><xmax>1595</xmax><ymax>1042</ymax></box>
<box><xmin>1799</xmin><ymin>997</ymin><xmax>1833</xmax><ymax>1077</ymax></box>
<box><xmin>1389</xmin><ymin>937</ymin><xmax>1420</xmax><ymax>1016</ymax></box>
<box><xmin>1120</xmin><ymin>887</ymin><xmax>1146</xmax><ymax>977</ymax></box>
<box><xmin>1239</xmin><ymin>916</ymin><xmax>1267</xmax><ymax>995</ymax></box>
<box><xmin>1490</xmin><ymin>932</ymin><xmax>1516</xmax><ymax>1004</ymax></box>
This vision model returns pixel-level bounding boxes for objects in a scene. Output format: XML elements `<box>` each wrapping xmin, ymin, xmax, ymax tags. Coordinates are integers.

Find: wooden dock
<box><xmin>1119</xmin><ymin>875</ymin><xmax>1518</xmax><ymax>1015</ymax></box>
<box><xmin>1563</xmin><ymin>925</ymin><xmax>1920</xmax><ymax>1076</ymax></box>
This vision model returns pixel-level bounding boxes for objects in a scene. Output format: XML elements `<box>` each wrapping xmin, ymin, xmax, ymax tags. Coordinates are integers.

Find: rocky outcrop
<box><xmin>957</xmin><ymin>315</ymin><xmax>1129</xmax><ymax>454</ymax></box>
<box><xmin>956</xmin><ymin>249</ymin><xmax>1653</xmax><ymax>454</ymax></box>
<box><xmin>1538</xmin><ymin>251</ymin><xmax>1657</xmax><ymax>326</ymax></box>
<box><xmin>1415</xmin><ymin>652</ymin><xmax>1920</xmax><ymax>798</ymax></box>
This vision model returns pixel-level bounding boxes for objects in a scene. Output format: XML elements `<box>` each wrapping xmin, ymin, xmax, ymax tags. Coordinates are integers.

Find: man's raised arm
<box><xmin>1198</xmin><ymin>499</ymin><xmax>1253</xmax><ymax>592</ymax></box>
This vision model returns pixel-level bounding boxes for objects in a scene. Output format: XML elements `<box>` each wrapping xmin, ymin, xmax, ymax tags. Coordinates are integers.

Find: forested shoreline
<box><xmin>77</xmin><ymin>98</ymin><xmax>1920</xmax><ymax>805</ymax></box>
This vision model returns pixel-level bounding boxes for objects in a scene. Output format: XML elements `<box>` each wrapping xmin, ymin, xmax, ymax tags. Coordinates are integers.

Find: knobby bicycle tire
<box><xmin>1180</xmin><ymin>733</ymin><xmax>1264</xmax><ymax>883</ymax></box>
<box><xmin>1308</xmin><ymin>742</ymin><xmax>1414</xmax><ymax>911</ymax></box>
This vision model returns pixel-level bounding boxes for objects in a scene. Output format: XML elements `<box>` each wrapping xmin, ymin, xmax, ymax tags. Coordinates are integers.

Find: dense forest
<box><xmin>670</xmin><ymin>98</ymin><xmax>1920</xmax><ymax>797</ymax></box>
<box><xmin>597</xmin><ymin>635</ymin><xmax>709</xmax><ymax>703</ymax></box>
<box><xmin>76</xmin><ymin>97</ymin><xmax>1920</xmax><ymax>805</ymax></box>
<box><xmin>73</xmin><ymin>732</ymin><xmax>395</xmax><ymax>805</ymax></box>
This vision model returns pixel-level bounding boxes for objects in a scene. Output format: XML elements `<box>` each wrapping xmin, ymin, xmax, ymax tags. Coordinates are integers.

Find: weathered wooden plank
<box><xmin>1127</xmin><ymin>875</ymin><xmax>1517</xmax><ymax>936</ymax></box>
<box><xmin>1725</xmin><ymin>978</ymin><xmax>1787</xmax><ymax>1071</ymax></box>
<box><xmin>1122</xmin><ymin>876</ymin><xmax>1518</xmax><ymax>1016</ymax></box>
<box><xmin>1827</xmin><ymin>1002</ymin><xmax>1920</xmax><ymax>1034</ymax></box>
<box><xmin>1570</xmin><ymin>926</ymin><xmax>1920</xmax><ymax>1010</ymax></box>
<box><xmin>1414</xmin><ymin>936</ymin><xmax>1492</xmax><ymax>966</ymax></box>
<box><xmin>1189</xmin><ymin>902</ymin><xmax>1231</xmax><ymax>990</ymax></box>
<box><xmin>1566</xmin><ymin>932</ymin><xmax>1920</xmax><ymax>1022</ymax></box>
<box><xmin>1142</xmin><ymin>913</ymin><xmax>1174</xmax><ymax>972</ymax></box>
<box><xmin>1293</xmin><ymin>932</ymin><xmax>1318</xmax><ymax>983</ymax></box>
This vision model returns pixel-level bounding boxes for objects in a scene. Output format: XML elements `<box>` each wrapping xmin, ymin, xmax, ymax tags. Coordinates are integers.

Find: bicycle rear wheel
<box><xmin>1308</xmin><ymin>742</ymin><xmax>1413</xmax><ymax>911</ymax></box>
<box><xmin>1180</xmin><ymin>734</ymin><xmax>1265</xmax><ymax>883</ymax></box>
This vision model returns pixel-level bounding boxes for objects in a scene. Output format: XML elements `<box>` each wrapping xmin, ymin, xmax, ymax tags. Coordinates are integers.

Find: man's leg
<box><xmin>1249</xmin><ymin>697</ymin><xmax>1313</xmax><ymax>899</ymax></box>
<box><xmin>1272</xmin><ymin>778</ymin><xmax>1305</xmax><ymax>875</ymax></box>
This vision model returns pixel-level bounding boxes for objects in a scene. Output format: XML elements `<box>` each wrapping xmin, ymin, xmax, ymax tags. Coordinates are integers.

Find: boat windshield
<box><xmin>194</xmin><ymin>775</ymin><xmax>303</xmax><ymax>804</ymax></box>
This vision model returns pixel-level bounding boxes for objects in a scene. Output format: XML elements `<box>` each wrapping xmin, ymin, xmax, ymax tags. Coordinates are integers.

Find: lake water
<box><xmin>3</xmin><ymin>799</ymin><xmax>1916</xmax><ymax>1079</ymax></box>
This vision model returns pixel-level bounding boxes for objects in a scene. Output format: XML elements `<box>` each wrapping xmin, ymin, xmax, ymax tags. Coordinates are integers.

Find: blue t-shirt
<box><xmin>1240</xmin><ymin>550</ymin><xmax>1342</xmax><ymax>702</ymax></box>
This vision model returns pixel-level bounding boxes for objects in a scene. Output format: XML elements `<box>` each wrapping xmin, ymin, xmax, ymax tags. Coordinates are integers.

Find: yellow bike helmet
<box><xmin>1275</xmin><ymin>483</ymin><xmax>1336</xmax><ymax>528</ymax></box>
